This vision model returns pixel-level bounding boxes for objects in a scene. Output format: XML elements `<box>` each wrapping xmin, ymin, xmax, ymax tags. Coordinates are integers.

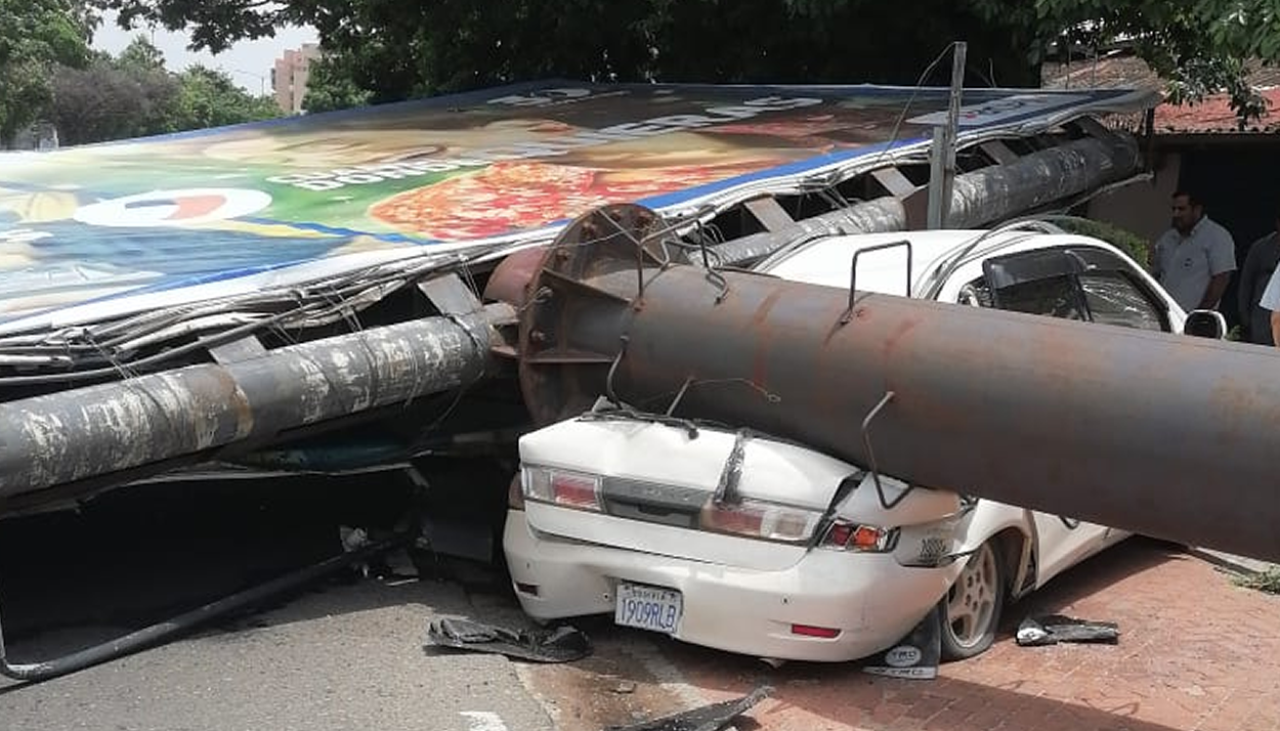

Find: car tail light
<box><xmin>791</xmin><ymin>624</ymin><xmax>842</xmax><ymax>639</ymax></box>
<box><xmin>521</xmin><ymin>466</ymin><xmax>603</xmax><ymax>512</ymax></box>
<box><xmin>820</xmin><ymin>519</ymin><xmax>898</xmax><ymax>552</ymax></box>
<box><xmin>699</xmin><ymin>499</ymin><xmax>824</xmax><ymax>543</ymax></box>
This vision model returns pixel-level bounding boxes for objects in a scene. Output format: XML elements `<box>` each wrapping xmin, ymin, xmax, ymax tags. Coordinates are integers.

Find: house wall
<box><xmin>1085</xmin><ymin>147</ymin><xmax>1180</xmax><ymax>244</ymax></box>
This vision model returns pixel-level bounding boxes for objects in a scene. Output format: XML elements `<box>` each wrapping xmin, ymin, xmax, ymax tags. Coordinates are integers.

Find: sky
<box><xmin>91</xmin><ymin>11</ymin><xmax>318</xmax><ymax>95</ymax></box>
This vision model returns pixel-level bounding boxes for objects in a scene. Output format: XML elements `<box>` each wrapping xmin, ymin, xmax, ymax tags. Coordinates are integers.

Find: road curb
<box><xmin>1187</xmin><ymin>546</ymin><xmax>1279</xmax><ymax>576</ymax></box>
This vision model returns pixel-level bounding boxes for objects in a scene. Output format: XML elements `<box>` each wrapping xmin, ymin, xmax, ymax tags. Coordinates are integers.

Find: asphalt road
<box><xmin>4</xmin><ymin>467</ymin><xmax>1275</xmax><ymax>731</ymax></box>
<box><xmin>0</xmin><ymin>470</ymin><xmax>558</xmax><ymax>731</ymax></box>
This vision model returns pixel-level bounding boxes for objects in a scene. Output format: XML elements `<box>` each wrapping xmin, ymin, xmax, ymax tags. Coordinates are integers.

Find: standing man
<box><xmin>1237</xmin><ymin>215</ymin><xmax>1280</xmax><ymax>345</ymax></box>
<box><xmin>1151</xmin><ymin>190</ymin><xmax>1237</xmax><ymax>312</ymax></box>
<box><xmin>1258</xmin><ymin>265</ymin><xmax>1280</xmax><ymax>346</ymax></box>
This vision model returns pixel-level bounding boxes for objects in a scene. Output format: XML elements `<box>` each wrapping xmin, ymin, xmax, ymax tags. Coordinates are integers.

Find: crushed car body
<box><xmin>501</xmin><ymin>201</ymin><xmax>1280</xmax><ymax>565</ymax></box>
<box><xmin>502</xmin><ymin>222</ymin><xmax>1195</xmax><ymax>663</ymax></box>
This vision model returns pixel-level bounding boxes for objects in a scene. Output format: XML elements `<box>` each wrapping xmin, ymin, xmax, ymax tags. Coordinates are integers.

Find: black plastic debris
<box><xmin>1016</xmin><ymin>614</ymin><xmax>1120</xmax><ymax>647</ymax></box>
<box><xmin>863</xmin><ymin>605</ymin><xmax>942</xmax><ymax>680</ymax></box>
<box><xmin>425</xmin><ymin>617</ymin><xmax>591</xmax><ymax>663</ymax></box>
<box><xmin>604</xmin><ymin>685</ymin><xmax>772</xmax><ymax>731</ymax></box>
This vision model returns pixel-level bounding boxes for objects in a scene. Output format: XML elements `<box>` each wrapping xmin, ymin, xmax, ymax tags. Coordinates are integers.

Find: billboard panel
<box><xmin>0</xmin><ymin>81</ymin><xmax>1153</xmax><ymax>332</ymax></box>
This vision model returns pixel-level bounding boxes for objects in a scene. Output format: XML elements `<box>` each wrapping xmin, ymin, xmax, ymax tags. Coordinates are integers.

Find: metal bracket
<box><xmin>870</xmin><ymin>167</ymin><xmax>919</xmax><ymax>198</ymax></box>
<box><xmin>978</xmin><ymin>140</ymin><xmax>1020</xmax><ymax>165</ymax></box>
<box><xmin>861</xmin><ymin>390</ymin><xmax>913</xmax><ymax>510</ymax></box>
<box><xmin>605</xmin><ymin>335</ymin><xmax>629</xmax><ymax>405</ymax></box>
<box><xmin>743</xmin><ymin>195</ymin><xmax>795</xmax><ymax>233</ymax></box>
<box><xmin>208</xmin><ymin>336</ymin><xmax>267</xmax><ymax>365</ymax></box>
<box><xmin>712</xmin><ymin>430</ymin><xmax>750</xmax><ymax>505</ymax></box>
<box><xmin>840</xmin><ymin>240</ymin><xmax>914</xmax><ymax>325</ymax></box>
<box><xmin>418</xmin><ymin>272</ymin><xmax>483</xmax><ymax>316</ymax></box>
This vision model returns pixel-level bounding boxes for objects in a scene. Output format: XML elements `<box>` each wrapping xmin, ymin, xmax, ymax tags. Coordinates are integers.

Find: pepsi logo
<box><xmin>73</xmin><ymin>188</ymin><xmax>272</xmax><ymax>228</ymax></box>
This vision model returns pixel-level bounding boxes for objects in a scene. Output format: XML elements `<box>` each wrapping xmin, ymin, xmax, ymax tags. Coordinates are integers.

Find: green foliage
<box><xmin>1053</xmin><ymin>217</ymin><xmax>1152</xmax><ymax>266</ymax></box>
<box><xmin>1232</xmin><ymin>567</ymin><xmax>1280</xmax><ymax>594</ymax></box>
<box><xmin>86</xmin><ymin>0</ymin><xmax>1280</xmax><ymax>120</ymax></box>
<box><xmin>302</xmin><ymin>56</ymin><xmax>373</xmax><ymax>113</ymax></box>
<box><xmin>95</xmin><ymin>0</ymin><xmax>1041</xmax><ymax>113</ymax></box>
<box><xmin>164</xmin><ymin>65</ymin><xmax>282</xmax><ymax>132</ymax></box>
<box><xmin>51</xmin><ymin>36</ymin><xmax>177</xmax><ymax>144</ymax></box>
<box><xmin>966</xmin><ymin>0</ymin><xmax>1280</xmax><ymax>125</ymax></box>
<box><xmin>49</xmin><ymin>36</ymin><xmax>282</xmax><ymax>145</ymax></box>
<box><xmin>0</xmin><ymin>0</ymin><xmax>91</xmax><ymax>145</ymax></box>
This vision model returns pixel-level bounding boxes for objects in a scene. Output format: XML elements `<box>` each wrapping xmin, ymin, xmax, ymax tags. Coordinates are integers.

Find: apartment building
<box><xmin>272</xmin><ymin>43</ymin><xmax>322</xmax><ymax>114</ymax></box>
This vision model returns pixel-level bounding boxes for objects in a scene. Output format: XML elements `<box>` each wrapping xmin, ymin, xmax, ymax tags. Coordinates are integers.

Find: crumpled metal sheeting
<box><xmin>1016</xmin><ymin>615</ymin><xmax>1120</xmax><ymax>647</ymax></box>
<box><xmin>424</xmin><ymin>617</ymin><xmax>591</xmax><ymax>663</ymax></box>
<box><xmin>604</xmin><ymin>686</ymin><xmax>772</xmax><ymax>731</ymax></box>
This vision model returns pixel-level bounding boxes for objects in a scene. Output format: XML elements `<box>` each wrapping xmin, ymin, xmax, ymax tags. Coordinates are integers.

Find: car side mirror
<box><xmin>1184</xmin><ymin>309</ymin><xmax>1227</xmax><ymax>339</ymax></box>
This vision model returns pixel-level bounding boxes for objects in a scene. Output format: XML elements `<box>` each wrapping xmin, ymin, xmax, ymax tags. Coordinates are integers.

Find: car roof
<box><xmin>752</xmin><ymin>228</ymin><xmax>1137</xmax><ymax>298</ymax></box>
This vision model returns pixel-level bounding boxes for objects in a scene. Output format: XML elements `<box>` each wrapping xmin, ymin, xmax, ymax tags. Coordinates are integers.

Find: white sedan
<box><xmin>503</xmin><ymin>224</ymin><xmax>1220</xmax><ymax>663</ymax></box>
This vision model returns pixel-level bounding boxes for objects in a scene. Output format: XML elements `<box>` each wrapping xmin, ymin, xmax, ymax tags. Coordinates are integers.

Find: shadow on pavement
<box><xmin>0</xmin><ymin>459</ymin><xmax>527</xmax><ymax>687</ymax></box>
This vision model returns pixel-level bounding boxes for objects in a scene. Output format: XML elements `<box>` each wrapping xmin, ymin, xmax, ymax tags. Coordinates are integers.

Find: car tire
<box><xmin>939</xmin><ymin>539</ymin><xmax>1006</xmax><ymax>661</ymax></box>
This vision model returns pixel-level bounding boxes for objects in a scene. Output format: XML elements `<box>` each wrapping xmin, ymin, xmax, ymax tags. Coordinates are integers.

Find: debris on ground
<box><xmin>425</xmin><ymin>617</ymin><xmax>591</xmax><ymax>663</ymax></box>
<box><xmin>340</xmin><ymin>525</ymin><xmax>419</xmax><ymax>582</ymax></box>
<box><xmin>603</xmin><ymin>685</ymin><xmax>772</xmax><ymax>731</ymax></box>
<box><xmin>1016</xmin><ymin>614</ymin><xmax>1120</xmax><ymax>647</ymax></box>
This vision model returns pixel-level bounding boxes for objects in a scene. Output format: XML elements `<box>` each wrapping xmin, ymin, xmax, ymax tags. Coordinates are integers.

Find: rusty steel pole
<box><xmin>505</xmin><ymin>203</ymin><xmax>1280</xmax><ymax>563</ymax></box>
<box><xmin>0</xmin><ymin>303</ymin><xmax>512</xmax><ymax>501</ymax></box>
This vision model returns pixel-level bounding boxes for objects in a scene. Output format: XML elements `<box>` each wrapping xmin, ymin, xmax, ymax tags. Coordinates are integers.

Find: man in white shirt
<box><xmin>1256</xmin><ymin>264</ymin><xmax>1280</xmax><ymax>345</ymax></box>
<box><xmin>1151</xmin><ymin>190</ymin><xmax>1237</xmax><ymax>312</ymax></box>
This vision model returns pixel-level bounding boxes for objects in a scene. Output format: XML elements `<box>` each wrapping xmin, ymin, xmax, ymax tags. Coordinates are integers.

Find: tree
<box><xmin>164</xmin><ymin>65</ymin><xmax>281</xmax><ymax>131</ymax></box>
<box><xmin>0</xmin><ymin>0</ymin><xmax>91</xmax><ymax>146</ymax></box>
<box><xmin>302</xmin><ymin>55</ymin><xmax>373</xmax><ymax>113</ymax></box>
<box><xmin>90</xmin><ymin>0</ymin><xmax>1280</xmax><ymax>121</ymax></box>
<box><xmin>51</xmin><ymin>37</ymin><xmax>178</xmax><ymax>145</ymax></box>
<box><xmin>964</xmin><ymin>0</ymin><xmax>1277</xmax><ymax>122</ymax></box>
<box><xmin>90</xmin><ymin>0</ymin><xmax>1042</xmax><ymax>109</ymax></box>
<box><xmin>48</xmin><ymin>37</ymin><xmax>281</xmax><ymax>145</ymax></box>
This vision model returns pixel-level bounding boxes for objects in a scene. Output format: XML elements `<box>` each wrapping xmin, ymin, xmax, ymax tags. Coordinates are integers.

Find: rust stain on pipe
<box><xmin>506</xmin><ymin>203</ymin><xmax>1280</xmax><ymax>563</ymax></box>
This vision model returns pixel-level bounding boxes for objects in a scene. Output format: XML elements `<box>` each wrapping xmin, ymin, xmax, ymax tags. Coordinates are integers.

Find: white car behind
<box><xmin>503</xmin><ymin>223</ymin><xmax>1219</xmax><ymax>663</ymax></box>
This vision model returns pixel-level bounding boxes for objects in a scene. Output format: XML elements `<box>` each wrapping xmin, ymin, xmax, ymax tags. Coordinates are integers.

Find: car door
<box><xmin>969</xmin><ymin>246</ymin><xmax>1168</xmax><ymax>583</ymax></box>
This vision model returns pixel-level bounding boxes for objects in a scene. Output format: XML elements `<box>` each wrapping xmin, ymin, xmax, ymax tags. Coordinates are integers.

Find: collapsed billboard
<box><xmin>0</xmin><ymin>81</ymin><xmax>1155</xmax><ymax>335</ymax></box>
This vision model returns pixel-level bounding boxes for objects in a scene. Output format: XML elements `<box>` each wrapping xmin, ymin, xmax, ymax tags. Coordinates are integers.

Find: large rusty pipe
<box><xmin>710</xmin><ymin>134</ymin><xmax>1140</xmax><ymax>266</ymax></box>
<box><xmin>512</xmin><ymin>205</ymin><xmax>1280</xmax><ymax>562</ymax></box>
<box><xmin>0</xmin><ymin>304</ymin><xmax>511</xmax><ymax>499</ymax></box>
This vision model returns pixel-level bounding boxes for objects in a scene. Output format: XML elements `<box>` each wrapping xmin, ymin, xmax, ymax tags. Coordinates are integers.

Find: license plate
<box><xmin>615</xmin><ymin>583</ymin><xmax>682</xmax><ymax>635</ymax></box>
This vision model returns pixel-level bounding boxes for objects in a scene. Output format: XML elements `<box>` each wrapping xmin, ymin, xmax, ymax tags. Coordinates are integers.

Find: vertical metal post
<box><xmin>927</xmin><ymin>41</ymin><xmax>967</xmax><ymax>229</ymax></box>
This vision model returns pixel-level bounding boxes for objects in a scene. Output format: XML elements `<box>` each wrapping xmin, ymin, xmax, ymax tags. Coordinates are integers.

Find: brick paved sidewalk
<box><xmin>664</xmin><ymin>538</ymin><xmax>1280</xmax><ymax>731</ymax></box>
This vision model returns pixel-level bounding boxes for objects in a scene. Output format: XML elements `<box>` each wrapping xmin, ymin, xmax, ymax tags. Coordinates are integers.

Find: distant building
<box><xmin>271</xmin><ymin>43</ymin><xmax>322</xmax><ymax>114</ymax></box>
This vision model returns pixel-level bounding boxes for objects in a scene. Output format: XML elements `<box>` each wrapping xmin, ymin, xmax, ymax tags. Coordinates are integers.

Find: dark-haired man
<box><xmin>1237</xmin><ymin>216</ymin><xmax>1280</xmax><ymax>345</ymax></box>
<box><xmin>1151</xmin><ymin>190</ymin><xmax>1236</xmax><ymax>312</ymax></box>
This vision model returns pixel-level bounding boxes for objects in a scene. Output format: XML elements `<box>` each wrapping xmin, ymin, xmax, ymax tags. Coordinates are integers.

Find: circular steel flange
<box><xmin>515</xmin><ymin>203</ymin><xmax>673</xmax><ymax>425</ymax></box>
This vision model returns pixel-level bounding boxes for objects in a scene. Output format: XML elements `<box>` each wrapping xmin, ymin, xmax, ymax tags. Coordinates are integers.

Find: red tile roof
<box><xmin>1151</xmin><ymin>88</ymin><xmax>1280</xmax><ymax>133</ymax></box>
<box><xmin>1042</xmin><ymin>54</ymin><xmax>1280</xmax><ymax>133</ymax></box>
